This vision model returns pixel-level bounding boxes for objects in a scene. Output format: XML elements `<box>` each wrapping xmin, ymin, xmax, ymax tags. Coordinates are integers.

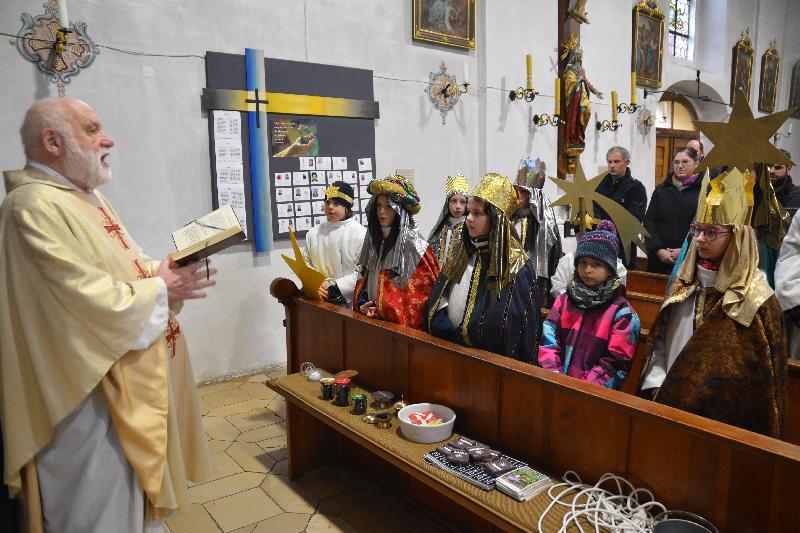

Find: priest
<box><xmin>0</xmin><ymin>98</ymin><xmax>213</xmax><ymax>532</ymax></box>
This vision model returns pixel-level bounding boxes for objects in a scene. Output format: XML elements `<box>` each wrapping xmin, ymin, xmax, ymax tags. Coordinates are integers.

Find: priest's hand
<box><xmin>359</xmin><ymin>300</ymin><xmax>377</xmax><ymax>318</ymax></box>
<box><xmin>156</xmin><ymin>256</ymin><xmax>217</xmax><ymax>304</ymax></box>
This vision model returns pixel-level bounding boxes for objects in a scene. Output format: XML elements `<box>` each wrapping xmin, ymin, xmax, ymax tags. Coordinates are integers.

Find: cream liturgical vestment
<box><xmin>0</xmin><ymin>167</ymin><xmax>210</xmax><ymax>529</ymax></box>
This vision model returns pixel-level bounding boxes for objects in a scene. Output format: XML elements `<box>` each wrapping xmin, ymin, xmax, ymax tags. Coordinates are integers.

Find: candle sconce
<box><xmin>533</xmin><ymin>113</ymin><xmax>560</xmax><ymax>127</ymax></box>
<box><xmin>596</xmin><ymin>119</ymin><xmax>622</xmax><ymax>132</ymax></box>
<box><xmin>616</xmin><ymin>102</ymin><xmax>640</xmax><ymax>114</ymax></box>
<box><xmin>509</xmin><ymin>87</ymin><xmax>538</xmax><ymax>102</ymax></box>
<box><xmin>773</xmin><ymin>130</ymin><xmax>792</xmax><ymax>143</ymax></box>
<box><xmin>426</xmin><ymin>61</ymin><xmax>469</xmax><ymax>124</ymax></box>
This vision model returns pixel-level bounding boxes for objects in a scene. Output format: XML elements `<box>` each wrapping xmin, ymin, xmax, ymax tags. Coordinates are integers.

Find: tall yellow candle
<box><xmin>631</xmin><ymin>72</ymin><xmax>637</xmax><ymax>105</ymax></box>
<box><xmin>554</xmin><ymin>78</ymin><xmax>561</xmax><ymax>115</ymax></box>
<box><xmin>526</xmin><ymin>54</ymin><xmax>533</xmax><ymax>90</ymax></box>
<box><xmin>611</xmin><ymin>91</ymin><xmax>619</xmax><ymax>121</ymax></box>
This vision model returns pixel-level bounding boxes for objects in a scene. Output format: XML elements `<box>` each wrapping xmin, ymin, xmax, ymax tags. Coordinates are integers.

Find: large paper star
<box><xmin>549</xmin><ymin>161</ymin><xmax>649</xmax><ymax>260</ymax></box>
<box><xmin>281</xmin><ymin>227</ymin><xmax>327</xmax><ymax>300</ymax></box>
<box><xmin>696</xmin><ymin>91</ymin><xmax>794</xmax><ymax>173</ymax></box>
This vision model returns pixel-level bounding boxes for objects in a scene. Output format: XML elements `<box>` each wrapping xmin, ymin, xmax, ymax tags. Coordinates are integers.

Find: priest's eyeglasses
<box><xmin>689</xmin><ymin>224</ymin><xmax>731</xmax><ymax>241</ymax></box>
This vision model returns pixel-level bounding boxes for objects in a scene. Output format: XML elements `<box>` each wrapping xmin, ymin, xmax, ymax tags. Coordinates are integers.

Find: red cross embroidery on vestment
<box><xmin>165</xmin><ymin>318</ymin><xmax>181</xmax><ymax>358</ymax></box>
<box><xmin>132</xmin><ymin>259</ymin><xmax>150</xmax><ymax>280</ymax></box>
<box><xmin>98</xmin><ymin>207</ymin><xmax>130</xmax><ymax>250</ymax></box>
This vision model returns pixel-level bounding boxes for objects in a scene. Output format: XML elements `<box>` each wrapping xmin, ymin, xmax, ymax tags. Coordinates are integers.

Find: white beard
<box><xmin>61</xmin><ymin>133</ymin><xmax>112</xmax><ymax>190</ymax></box>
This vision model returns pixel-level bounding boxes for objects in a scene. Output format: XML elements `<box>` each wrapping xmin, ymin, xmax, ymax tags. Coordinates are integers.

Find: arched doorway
<box><xmin>654</xmin><ymin>93</ymin><xmax>699</xmax><ymax>185</ymax></box>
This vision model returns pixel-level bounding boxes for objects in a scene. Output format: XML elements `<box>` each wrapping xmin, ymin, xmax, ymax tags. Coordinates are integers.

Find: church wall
<box><xmin>0</xmin><ymin>0</ymin><xmax>796</xmax><ymax>381</ymax></box>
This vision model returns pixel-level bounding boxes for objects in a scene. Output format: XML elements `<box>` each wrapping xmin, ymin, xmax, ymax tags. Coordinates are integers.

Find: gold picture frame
<box><xmin>758</xmin><ymin>40</ymin><xmax>780</xmax><ymax>113</ymax></box>
<box><xmin>413</xmin><ymin>0</ymin><xmax>475</xmax><ymax>50</ymax></box>
<box><xmin>730</xmin><ymin>29</ymin><xmax>754</xmax><ymax>104</ymax></box>
<box><xmin>790</xmin><ymin>61</ymin><xmax>800</xmax><ymax>118</ymax></box>
<box><xmin>632</xmin><ymin>0</ymin><xmax>665</xmax><ymax>89</ymax></box>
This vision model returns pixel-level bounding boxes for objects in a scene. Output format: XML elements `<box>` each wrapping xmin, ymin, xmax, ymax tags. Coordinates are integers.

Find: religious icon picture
<box><xmin>632</xmin><ymin>0</ymin><xmax>665</xmax><ymax>89</ymax></box>
<box><xmin>269</xmin><ymin>118</ymin><xmax>319</xmax><ymax>158</ymax></box>
<box><xmin>730</xmin><ymin>29</ymin><xmax>754</xmax><ymax>104</ymax></box>
<box><xmin>758</xmin><ymin>41</ymin><xmax>780</xmax><ymax>114</ymax></box>
<box><xmin>413</xmin><ymin>0</ymin><xmax>475</xmax><ymax>50</ymax></box>
<box><xmin>790</xmin><ymin>61</ymin><xmax>800</xmax><ymax>119</ymax></box>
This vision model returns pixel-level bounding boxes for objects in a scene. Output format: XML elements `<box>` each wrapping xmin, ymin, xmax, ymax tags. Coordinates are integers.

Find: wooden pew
<box><xmin>271</xmin><ymin>277</ymin><xmax>800</xmax><ymax>532</ymax></box>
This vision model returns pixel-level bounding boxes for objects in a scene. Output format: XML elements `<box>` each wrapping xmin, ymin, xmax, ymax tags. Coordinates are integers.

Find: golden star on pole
<box><xmin>695</xmin><ymin>90</ymin><xmax>795</xmax><ymax>173</ymax></box>
<box><xmin>281</xmin><ymin>226</ymin><xmax>327</xmax><ymax>300</ymax></box>
<box><xmin>549</xmin><ymin>160</ymin><xmax>649</xmax><ymax>261</ymax></box>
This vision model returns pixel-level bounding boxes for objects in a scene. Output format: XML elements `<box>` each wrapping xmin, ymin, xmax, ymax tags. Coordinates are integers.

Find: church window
<box><xmin>668</xmin><ymin>0</ymin><xmax>692</xmax><ymax>60</ymax></box>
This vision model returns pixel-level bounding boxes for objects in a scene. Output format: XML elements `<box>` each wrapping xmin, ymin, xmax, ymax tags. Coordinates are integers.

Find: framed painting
<box><xmin>413</xmin><ymin>0</ymin><xmax>475</xmax><ymax>50</ymax></box>
<box><xmin>758</xmin><ymin>41</ymin><xmax>780</xmax><ymax>113</ymax></box>
<box><xmin>730</xmin><ymin>29</ymin><xmax>754</xmax><ymax>103</ymax></box>
<box><xmin>632</xmin><ymin>0</ymin><xmax>665</xmax><ymax>89</ymax></box>
<box><xmin>790</xmin><ymin>61</ymin><xmax>800</xmax><ymax>118</ymax></box>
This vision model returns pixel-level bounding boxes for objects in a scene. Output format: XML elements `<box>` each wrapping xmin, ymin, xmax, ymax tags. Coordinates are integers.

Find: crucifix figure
<box><xmin>165</xmin><ymin>318</ymin><xmax>181</xmax><ymax>358</ymax></box>
<box><xmin>98</xmin><ymin>207</ymin><xmax>129</xmax><ymax>250</ymax></box>
<box><xmin>244</xmin><ymin>88</ymin><xmax>268</xmax><ymax>128</ymax></box>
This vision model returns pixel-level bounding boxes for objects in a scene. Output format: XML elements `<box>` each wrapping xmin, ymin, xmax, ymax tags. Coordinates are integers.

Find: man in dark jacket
<box><xmin>593</xmin><ymin>146</ymin><xmax>648</xmax><ymax>268</ymax></box>
<box><xmin>770</xmin><ymin>149</ymin><xmax>800</xmax><ymax>218</ymax></box>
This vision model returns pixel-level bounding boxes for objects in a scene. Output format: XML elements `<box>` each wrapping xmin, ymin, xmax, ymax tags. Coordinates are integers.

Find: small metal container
<box><xmin>351</xmin><ymin>393</ymin><xmax>368</xmax><ymax>415</ymax></box>
<box><xmin>333</xmin><ymin>377</ymin><xmax>351</xmax><ymax>407</ymax></box>
<box><xmin>374</xmin><ymin>412</ymin><xmax>393</xmax><ymax>429</ymax></box>
<box><xmin>320</xmin><ymin>377</ymin><xmax>335</xmax><ymax>400</ymax></box>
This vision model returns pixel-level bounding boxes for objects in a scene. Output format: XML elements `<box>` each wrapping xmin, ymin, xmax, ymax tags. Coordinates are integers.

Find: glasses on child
<box><xmin>689</xmin><ymin>224</ymin><xmax>731</xmax><ymax>241</ymax></box>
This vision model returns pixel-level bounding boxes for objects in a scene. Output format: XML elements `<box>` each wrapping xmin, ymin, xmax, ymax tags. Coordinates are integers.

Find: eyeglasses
<box><xmin>673</xmin><ymin>160</ymin><xmax>694</xmax><ymax>167</ymax></box>
<box><xmin>689</xmin><ymin>224</ymin><xmax>731</xmax><ymax>241</ymax></box>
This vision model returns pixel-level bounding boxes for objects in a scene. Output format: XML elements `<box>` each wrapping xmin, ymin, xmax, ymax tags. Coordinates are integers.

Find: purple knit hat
<box><xmin>574</xmin><ymin>220</ymin><xmax>619</xmax><ymax>274</ymax></box>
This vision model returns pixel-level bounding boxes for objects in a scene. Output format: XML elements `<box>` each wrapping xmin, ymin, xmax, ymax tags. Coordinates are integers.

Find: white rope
<box><xmin>537</xmin><ymin>471</ymin><xmax>668</xmax><ymax>533</ymax></box>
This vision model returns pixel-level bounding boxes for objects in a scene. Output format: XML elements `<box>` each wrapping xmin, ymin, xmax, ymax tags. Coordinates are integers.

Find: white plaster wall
<box><xmin>0</xmin><ymin>0</ymin><xmax>796</xmax><ymax>381</ymax></box>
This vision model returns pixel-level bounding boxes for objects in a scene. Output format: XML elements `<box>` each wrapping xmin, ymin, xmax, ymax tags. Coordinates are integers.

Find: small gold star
<box><xmin>696</xmin><ymin>90</ymin><xmax>794</xmax><ymax>173</ymax></box>
<box><xmin>281</xmin><ymin>226</ymin><xmax>327</xmax><ymax>300</ymax></box>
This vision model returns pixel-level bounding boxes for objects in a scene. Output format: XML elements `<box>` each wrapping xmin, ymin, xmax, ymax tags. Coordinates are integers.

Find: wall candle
<box><xmin>611</xmin><ymin>91</ymin><xmax>619</xmax><ymax>121</ymax></box>
<box><xmin>462</xmin><ymin>61</ymin><xmax>469</xmax><ymax>86</ymax></box>
<box><xmin>631</xmin><ymin>72</ymin><xmax>637</xmax><ymax>105</ymax></box>
<box><xmin>526</xmin><ymin>54</ymin><xmax>533</xmax><ymax>90</ymax></box>
<box><xmin>789</xmin><ymin>123</ymin><xmax>793</xmax><ymax>135</ymax></box>
<box><xmin>57</xmin><ymin>0</ymin><xmax>69</xmax><ymax>27</ymax></box>
<box><xmin>554</xmin><ymin>78</ymin><xmax>561</xmax><ymax>115</ymax></box>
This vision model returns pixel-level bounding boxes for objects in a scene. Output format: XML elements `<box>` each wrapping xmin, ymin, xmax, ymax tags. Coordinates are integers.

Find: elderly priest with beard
<box><xmin>0</xmin><ymin>98</ymin><xmax>215</xmax><ymax>532</ymax></box>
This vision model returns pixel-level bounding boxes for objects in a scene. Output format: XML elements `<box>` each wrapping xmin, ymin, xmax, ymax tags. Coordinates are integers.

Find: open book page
<box><xmin>172</xmin><ymin>204</ymin><xmax>242</xmax><ymax>251</ymax></box>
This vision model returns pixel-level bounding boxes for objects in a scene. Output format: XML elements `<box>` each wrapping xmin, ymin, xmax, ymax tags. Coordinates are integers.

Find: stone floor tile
<box><xmin>164</xmin><ymin>503</ymin><xmax>219</xmax><ymax>533</ymax></box>
<box><xmin>226</xmin><ymin>407</ymin><xmax>283</xmax><ymax>432</ymax></box>
<box><xmin>266</xmin><ymin>397</ymin><xmax>286</xmax><ymax>419</ymax></box>
<box><xmin>305</xmin><ymin>513</ymin><xmax>357</xmax><ymax>533</ymax></box>
<box><xmin>298</xmin><ymin>466</ymin><xmax>363</xmax><ymax>500</ymax></box>
<box><xmin>266</xmin><ymin>367</ymin><xmax>288</xmax><ymax>379</ymax></box>
<box><xmin>207</xmin><ymin>399</ymin><xmax>271</xmax><ymax>418</ymax></box>
<box><xmin>204</xmin><ymin>416</ymin><xmax>241</xmax><ymax>442</ymax></box>
<box><xmin>271</xmin><ymin>459</ymin><xmax>289</xmax><ymax>476</ymax></box>
<box><xmin>188</xmin><ymin>472</ymin><xmax>265</xmax><ymax>504</ymax></box>
<box><xmin>251</xmin><ymin>512</ymin><xmax>311</xmax><ymax>533</ymax></box>
<box><xmin>236</xmin><ymin>422</ymin><xmax>286</xmax><ymax>443</ymax></box>
<box><xmin>207</xmin><ymin>452</ymin><xmax>243</xmax><ymax>481</ymax></box>
<box><xmin>239</xmin><ymin>382</ymin><xmax>279</xmax><ymax>401</ymax></box>
<box><xmin>207</xmin><ymin>439</ymin><xmax>233</xmax><ymax>454</ymax></box>
<box><xmin>261</xmin><ymin>474</ymin><xmax>320</xmax><ymax>514</ymax></box>
<box><xmin>199</xmin><ymin>398</ymin><xmax>212</xmax><ymax>416</ymax></box>
<box><xmin>204</xmin><ymin>488</ymin><xmax>282</xmax><ymax>532</ymax></box>
<box><xmin>226</xmin><ymin>442</ymin><xmax>276</xmax><ymax>473</ymax></box>
<box><xmin>246</xmin><ymin>373</ymin><xmax>269</xmax><ymax>383</ymax></box>
<box><xmin>197</xmin><ymin>381</ymin><xmax>241</xmax><ymax>396</ymax></box>
<box><xmin>230</xmin><ymin>525</ymin><xmax>256</xmax><ymax>533</ymax></box>
<box><xmin>203</xmin><ymin>388</ymin><xmax>253</xmax><ymax>408</ymax></box>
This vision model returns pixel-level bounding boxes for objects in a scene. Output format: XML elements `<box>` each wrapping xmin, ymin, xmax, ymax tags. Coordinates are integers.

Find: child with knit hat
<box><xmin>538</xmin><ymin>220</ymin><xmax>641</xmax><ymax>388</ymax></box>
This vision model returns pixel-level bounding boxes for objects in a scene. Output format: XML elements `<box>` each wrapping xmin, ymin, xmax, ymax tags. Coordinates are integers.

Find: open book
<box><xmin>171</xmin><ymin>204</ymin><xmax>245</xmax><ymax>265</ymax></box>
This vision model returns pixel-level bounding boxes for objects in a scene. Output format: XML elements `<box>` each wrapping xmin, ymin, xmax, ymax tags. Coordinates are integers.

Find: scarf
<box><xmin>697</xmin><ymin>258</ymin><xmax>720</xmax><ymax>271</ymax></box>
<box><xmin>672</xmin><ymin>173</ymin><xmax>700</xmax><ymax>191</ymax></box>
<box><xmin>566</xmin><ymin>275</ymin><xmax>621</xmax><ymax>310</ymax></box>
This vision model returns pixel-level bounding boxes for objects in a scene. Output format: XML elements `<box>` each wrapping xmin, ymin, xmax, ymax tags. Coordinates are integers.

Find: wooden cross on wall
<box><xmin>200</xmin><ymin>48</ymin><xmax>380</xmax><ymax>253</ymax></box>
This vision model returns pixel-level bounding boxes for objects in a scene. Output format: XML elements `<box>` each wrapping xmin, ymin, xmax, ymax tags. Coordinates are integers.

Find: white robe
<box><xmin>305</xmin><ymin>217</ymin><xmax>366</xmax><ymax>304</ymax></box>
<box><xmin>775</xmin><ymin>214</ymin><xmax>800</xmax><ymax>359</ymax></box>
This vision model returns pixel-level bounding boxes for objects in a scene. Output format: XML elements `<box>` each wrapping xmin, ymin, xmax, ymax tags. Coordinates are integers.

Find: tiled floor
<box><xmin>164</xmin><ymin>366</ymin><xmax>442</xmax><ymax>533</ymax></box>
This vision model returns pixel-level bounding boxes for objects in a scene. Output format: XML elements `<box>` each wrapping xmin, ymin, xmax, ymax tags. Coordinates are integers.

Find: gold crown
<box><xmin>472</xmin><ymin>173</ymin><xmax>517</xmax><ymax>217</ymax></box>
<box><xmin>560</xmin><ymin>35</ymin><xmax>580</xmax><ymax>61</ymax></box>
<box><xmin>695</xmin><ymin>168</ymin><xmax>755</xmax><ymax>225</ymax></box>
<box><xmin>445</xmin><ymin>174</ymin><xmax>470</xmax><ymax>196</ymax></box>
<box><xmin>324</xmin><ymin>184</ymin><xmax>353</xmax><ymax>204</ymax></box>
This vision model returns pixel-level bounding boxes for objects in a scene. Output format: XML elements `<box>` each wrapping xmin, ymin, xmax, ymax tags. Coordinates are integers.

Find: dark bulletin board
<box><xmin>205</xmin><ymin>52</ymin><xmax>377</xmax><ymax>240</ymax></box>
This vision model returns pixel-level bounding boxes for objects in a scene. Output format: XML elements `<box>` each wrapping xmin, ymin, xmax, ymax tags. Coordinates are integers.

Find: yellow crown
<box><xmin>445</xmin><ymin>174</ymin><xmax>470</xmax><ymax>196</ymax></box>
<box><xmin>472</xmin><ymin>173</ymin><xmax>517</xmax><ymax>218</ymax></box>
<box><xmin>324</xmin><ymin>184</ymin><xmax>353</xmax><ymax>204</ymax></box>
<box><xmin>695</xmin><ymin>168</ymin><xmax>754</xmax><ymax>225</ymax></box>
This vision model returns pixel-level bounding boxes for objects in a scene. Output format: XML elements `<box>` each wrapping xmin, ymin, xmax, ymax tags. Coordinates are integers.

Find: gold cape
<box><xmin>0</xmin><ymin>167</ymin><xmax>209</xmax><ymax>524</ymax></box>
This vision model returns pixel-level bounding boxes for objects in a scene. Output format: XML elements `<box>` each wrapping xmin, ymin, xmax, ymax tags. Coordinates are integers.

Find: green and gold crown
<box><xmin>367</xmin><ymin>175</ymin><xmax>421</xmax><ymax>214</ymax></box>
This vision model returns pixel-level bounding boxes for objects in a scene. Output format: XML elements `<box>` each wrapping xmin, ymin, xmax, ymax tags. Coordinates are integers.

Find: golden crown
<box><xmin>472</xmin><ymin>173</ymin><xmax>517</xmax><ymax>218</ymax></box>
<box><xmin>695</xmin><ymin>168</ymin><xmax>755</xmax><ymax>226</ymax></box>
<box><xmin>324</xmin><ymin>184</ymin><xmax>353</xmax><ymax>204</ymax></box>
<box><xmin>445</xmin><ymin>174</ymin><xmax>470</xmax><ymax>196</ymax></box>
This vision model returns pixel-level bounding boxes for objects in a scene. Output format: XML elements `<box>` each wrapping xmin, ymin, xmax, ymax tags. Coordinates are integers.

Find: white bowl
<box><xmin>397</xmin><ymin>403</ymin><xmax>456</xmax><ymax>444</ymax></box>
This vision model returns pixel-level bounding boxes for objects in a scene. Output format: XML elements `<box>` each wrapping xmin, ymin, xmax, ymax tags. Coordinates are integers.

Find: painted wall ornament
<box><xmin>16</xmin><ymin>0</ymin><xmax>97</xmax><ymax>96</ymax></box>
<box><xmin>426</xmin><ymin>61</ymin><xmax>465</xmax><ymax>124</ymax></box>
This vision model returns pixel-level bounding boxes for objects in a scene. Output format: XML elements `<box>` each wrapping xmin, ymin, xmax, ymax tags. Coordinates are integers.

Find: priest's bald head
<box><xmin>21</xmin><ymin>98</ymin><xmax>114</xmax><ymax>190</ymax></box>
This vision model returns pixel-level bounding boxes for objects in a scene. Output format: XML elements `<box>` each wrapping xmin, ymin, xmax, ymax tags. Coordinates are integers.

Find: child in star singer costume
<box><xmin>354</xmin><ymin>175</ymin><xmax>439</xmax><ymax>328</ymax></box>
<box><xmin>638</xmin><ymin>169</ymin><xmax>787</xmax><ymax>438</ymax></box>
<box><xmin>304</xmin><ymin>181</ymin><xmax>367</xmax><ymax>306</ymax></box>
<box><xmin>428</xmin><ymin>174</ymin><xmax>470</xmax><ymax>268</ymax></box>
<box><xmin>424</xmin><ymin>173</ymin><xmax>541</xmax><ymax>363</ymax></box>
<box><xmin>538</xmin><ymin>220</ymin><xmax>640</xmax><ymax>389</ymax></box>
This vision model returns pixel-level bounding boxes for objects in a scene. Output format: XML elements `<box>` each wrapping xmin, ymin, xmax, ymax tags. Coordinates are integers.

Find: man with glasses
<box><xmin>593</xmin><ymin>146</ymin><xmax>647</xmax><ymax>268</ymax></box>
<box><xmin>769</xmin><ymin>149</ymin><xmax>800</xmax><ymax>218</ymax></box>
<box><xmin>638</xmin><ymin>170</ymin><xmax>786</xmax><ymax>438</ymax></box>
